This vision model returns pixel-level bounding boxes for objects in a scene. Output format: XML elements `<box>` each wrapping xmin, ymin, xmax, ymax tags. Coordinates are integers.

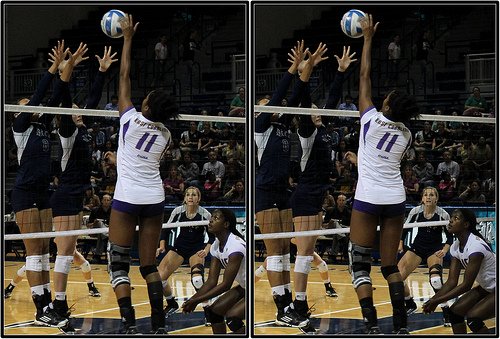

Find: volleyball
<box><xmin>101</xmin><ymin>10</ymin><xmax>126</xmax><ymax>38</ymax></box>
<box><xmin>340</xmin><ymin>9</ymin><xmax>366</xmax><ymax>38</ymax></box>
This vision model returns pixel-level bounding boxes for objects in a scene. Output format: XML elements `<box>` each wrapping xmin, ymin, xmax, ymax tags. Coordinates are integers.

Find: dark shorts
<box><xmin>50</xmin><ymin>184</ymin><xmax>86</xmax><ymax>217</ymax></box>
<box><xmin>409</xmin><ymin>240</ymin><xmax>444</xmax><ymax>263</ymax></box>
<box><xmin>11</xmin><ymin>188</ymin><xmax>51</xmax><ymax>212</ymax></box>
<box><xmin>255</xmin><ymin>186</ymin><xmax>291</xmax><ymax>213</ymax></box>
<box><xmin>171</xmin><ymin>241</ymin><xmax>205</xmax><ymax>260</ymax></box>
<box><xmin>353</xmin><ymin>199</ymin><xmax>406</xmax><ymax>218</ymax></box>
<box><xmin>112</xmin><ymin>199</ymin><xmax>165</xmax><ymax>217</ymax></box>
<box><xmin>290</xmin><ymin>184</ymin><xmax>328</xmax><ymax>218</ymax></box>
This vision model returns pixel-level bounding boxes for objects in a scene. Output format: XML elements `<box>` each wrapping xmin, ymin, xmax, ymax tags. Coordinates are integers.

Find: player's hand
<box><xmin>67</xmin><ymin>42</ymin><xmax>89</xmax><ymax>66</ymax></box>
<box><xmin>359</xmin><ymin>13</ymin><xmax>379</xmax><ymax>39</ymax></box>
<box><xmin>119</xmin><ymin>14</ymin><xmax>139</xmax><ymax>40</ymax></box>
<box><xmin>306</xmin><ymin>42</ymin><xmax>329</xmax><ymax>68</ymax></box>
<box><xmin>156</xmin><ymin>246</ymin><xmax>166</xmax><ymax>257</ymax></box>
<box><xmin>287</xmin><ymin>40</ymin><xmax>307</xmax><ymax>69</ymax></box>
<box><xmin>398</xmin><ymin>241</ymin><xmax>404</xmax><ymax>253</ymax></box>
<box><xmin>181</xmin><ymin>298</ymin><xmax>198</xmax><ymax>313</ymax></box>
<box><xmin>48</xmin><ymin>40</ymin><xmax>68</xmax><ymax>69</ymax></box>
<box><xmin>104</xmin><ymin>151</ymin><xmax>117</xmax><ymax>166</ymax></box>
<box><xmin>434</xmin><ymin>249</ymin><xmax>446</xmax><ymax>258</ymax></box>
<box><xmin>335</xmin><ymin>45</ymin><xmax>357</xmax><ymax>72</ymax></box>
<box><xmin>196</xmin><ymin>249</ymin><xmax>207</xmax><ymax>258</ymax></box>
<box><xmin>96</xmin><ymin>46</ymin><xmax>118</xmax><ymax>72</ymax></box>
<box><xmin>422</xmin><ymin>299</ymin><xmax>437</xmax><ymax>314</ymax></box>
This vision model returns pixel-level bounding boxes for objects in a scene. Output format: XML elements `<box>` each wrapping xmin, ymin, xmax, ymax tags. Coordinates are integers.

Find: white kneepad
<box><xmin>54</xmin><ymin>255</ymin><xmax>74</xmax><ymax>274</ymax></box>
<box><xmin>25</xmin><ymin>255</ymin><xmax>43</xmax><ymax>272</ymax></box>
<box><xmin>282</xmin><ymin>253</ymin><xmax>291</xmax><ymax>272</ymax></box>
<box><xmin>17</xmin><ymin>265</ymin><xmax>27</xmax><ymax>277</ymax></box>
<box><xmin>192</xmin><ymin>275</ymin><xmax>204</xmax><ymax>290</ymax></box>
<box><xmin>255</xmin><ymin>265</ymin><xmax>266</xmax><ymax>278</ymax></box>
<box><xmin>80</xmin><ymin>260</ymin><xmax>92</xmax><ymax>273</ymax></box>
<box><xmin>266</xmin><ymin>255</ymin><xmax>284</xmax><ymax>273</ymax></box>
<box><xmin>317</xmin><ymin>260</ymin><xmax>329</xmax><ymax>273</ymax></box>
<box><xmin>430</xmin><ymin>276</ymin><xmax>443</xmax><ymax>290</ymax></box>
<box><xmin>41</xmin><ymin>254</ymin><xmax>51</xmax><ymax>271</ymax></box>
<box><xmin>294</xmin><ymin>255</ymin><xmax>313</xmax><ymax>274</ymax></box>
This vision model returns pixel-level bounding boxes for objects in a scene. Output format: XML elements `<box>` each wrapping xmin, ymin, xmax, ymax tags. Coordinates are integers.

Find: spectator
<box><xmin>222</xmin><ymin>138</ymin><xmax>244</xmax><ymax>163</ymax></box>
<box><xmin>322</xmin><ymin>193</ymin><xmax>336</xmax><ymax>215</ymax></box>
<box><xmin>90</xmin><ymin>122</ymin><xmax>106</xmax><ymax>150</ymax></box>
<box><xmin>469</xmin><ymin>136</ymin><xmax>492</xmax><ymax>179</ymax></box>
<box><xmin>88</xmin><ymin>193</ymin><xmax>112</xmax><ymax>264</ymax></box>
<box><xmin>437</xmin><ymin>171</ymin><xmax>456</xmax><ymax>202</ymax></box>
<box><xmin>83</xmin><ymin>187</ymin><xmax>101</xmax><ymax>211</ymax></box>
<box><xmin>197</xmin><ymin>110</ymin><xmax>210</xmax><ymax>131</ymax></box>
<box><xmin>458</xmin><ymin>179</ymin><xmax>486</xmax><ymax>204</ymax></box>
<box><xmin>337</xmin><ymin>95</ymin><xmax>357</xmax><ymax>132</ymax></box>
<box><xmin>436</xmin><ymin>150</ymin><xmax>460</xmax><ymax>184</ymax></box>
<box><xmin>180</xmin><ymin>121</ymin><xmax>201</xmax><ymax>154</ymax></box>
<box><xmin>335</xmin><ymin>167</ymin><xmax>356</xmax><ymax>195</ymax></box>
<box><xmin>203</xmin><ymin>171</ymin><xmax>222</xmax><ymax>202</ymax></box>
<box><xmin>431</xmin><ymin>121</ymin><xmax>450</xmax><ymax>154</ymax></box>
<box><xmin>415</xmin><ymin>30</ymin><xmax>432</xmax><ymax>89</ymax></box>
<box><xmin>447</xmin><ymin>110</ymin><xmax>464</xmax><ymax>139</ymax></box>
<box><xmin>430</xmin><ymin>109</ymin><xmax>446</xmax><ymax>132</ymax></box>
<box><xmin>100</xmin><ymin>167</ymin><xmax>117</xmax><ymax>195</ymax></box>
<box><xmin>169</xmin><ymin>139</ymin><xmax>182</xmax><ymax>162</ymax></box>
<box><xmin>402</xmin><ymin>165</ymin><xmax>420</xmax><ymax>202</ymax></box>
<box><xmin>228</xmin><ymin>87</ymin><xmax>245</xmax><ymax>117</ymax></box>
<box><xmin>413</xmin><ymin>121</ymin><xmax>434</xmax><ymax>153</ymax></box>
<box><xmin>323</xmin><ymin>194</ymin><xmax>352</xmax><ymax>260</ymax></box>
<box><xmin>412</xmin><ymin>152</ymin><xmax>435</xmax><ymax>188</ymax></box>
<box><xmin>201</xmin><ymin>150</ymin><xmax>225</xmax><ymax>184</ymax></box>
<box><xmin>163</xmin><ymin>165</ymin><xmax>185</xmax><ymax>202</ymax></box>
<box><xmin>104</xmin><ymin>94</ymin><xmax>118</xmax><ymax>111</ymax></box>
<box><xmin>153</xmin><ymin>34</ymin><xmax>168</xmax><ymax>86</ymax></box>
<box><xmin>178</xmin><ymin>152</ymin><xmax>201</xmax><ymax>189</ymax></box>
<box><xmin>387</xmin><ymin>34</ymin><xmax>401</xmax><ymax>85</ymax></box>
<box><xmin>223</xmin><ymin>179</ymin><xmax>245</xmax><ymax>204</ymax></box>
<box><xmin>463</xmin><ymin>87</ymin><xmax>488</xmax><ymax>116</ymax></box>
<box><xmin>197</xmin><ymin>121</ymin><xmax>215</xmax><ymax>154</ymax></box>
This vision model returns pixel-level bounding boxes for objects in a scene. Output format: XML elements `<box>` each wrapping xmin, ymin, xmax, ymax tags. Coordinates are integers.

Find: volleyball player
<box><xmin>423</xmin><ymin>209</ymin><xmax>495</xmax><ymax>334</ymax></box>
<box><xmin>397</xmin><ymin>187</ymin><xmax>452</xmax><ymax>325</ymax></box>
<box><xmin>156</xmin><ymin>187</ymin><xmax>212</xmax><ymax>317</ymax></box>
<box><xmin>348</xmin><ymin>14</ymin><xmax>420</xmax><ymax>334</ymax></box>
<box><xmin>182</xmin><ymin>209</ymin><xmax>246</xmax><ymax>334</ymax></box>
<box><xmin>254</xmin><ymin>40</ymin><xmax>308</xmax><ymax>327</ymax></box>
<box><xmin>107</xmin><ymin>14</ymin><xmax>177</xmax><ymax>334</ymax></box>
<box><xmin>49</xmin><ymin>43</ymin><xmax>117</xmax><ymax>321</ymax></box>
<box><xmin>10</xmin><ymin>40</ymin><xmax>69</xmax><ymax>328</ymax></box>
<box><xmin>4</xmin><ymin>249</ymin><xmax>100</xmax><ymax>299</ymax></box>
<box><xmin>288</xmin><ymin>44</ymin><xmax>356</xmax><ymax>333</ymax></box>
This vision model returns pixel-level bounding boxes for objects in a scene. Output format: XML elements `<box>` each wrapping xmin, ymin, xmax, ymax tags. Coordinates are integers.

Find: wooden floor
<box><xmin>253</xmin><ymin>262</ymin><xmax>496</xmax><ymax>335</ymax></box>
<box><xmin>3</xmin><ymin>261</ymin><xmax>219</xmax><ymax>335</ymax></box>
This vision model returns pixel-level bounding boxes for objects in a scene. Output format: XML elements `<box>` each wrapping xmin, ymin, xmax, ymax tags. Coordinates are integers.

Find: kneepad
<box><xmin>25</xmin><ymin>255</ymin><xmax>43</xmax><ymax>272</ymax></box>
<box><xmin>266</xmin><ymin>255</ymin><xmax>283</xmax><ymax>273</ymax></box>
<box><xmin>226</xmin><ymin>317</ymin><xmax>244</xmax><ymax>332</ymax></box>
<box><xmin>429</xmin><ymin>264</ymin><xmax>443</xmax><ymax>291</ymax></box>
<box><xmin>191</xmin><ymin>264</ymin><xmax>205</xmax><ymax>290</ymax></box>
<box><xmin>54</xmin><ymin>255</ymin><xmax>74</xmax><ymax>274</ymax></box>
<box><xmin>41</xmin><ymin>254</ymin><xmax>50</xmax><ymax>271</ymax></box>
<box><xmin>17</xmin><ymin>265</ymin><xmax>27</xmax><ymax>278</ymax></box>
<box><xmin>381</xmin><ymin>265</ymin><xmax>399</xmax><ymax>279</ymax></box>
<box><xmin>107</xmin><ymin>242</ymin><xmax>131</xmax><ymax>289</ymax></box>
<box><xmin>467</xmin><ymin>318</ymin><xmax>485</xmax><ymax>333</ymax></box>
<box><xmin>448</xmin><ymin>308</ymin><xmax>465</xmax><ymax>325</ymax></box>
<box><xmin>317</xmin><ymin>260</ymin><xmax>329</xmax><ymax>273</ymax></box>
<box><xmin>80</xmin><ymin>260</ymin><xmax>92</xmax><ymax>273</ymax></box>
<box><xmin>204</xmin><ymin>306</ymin><xmax>224</xmax><ymax>324</ymax></box>
<box><xmin>294</xmin><ymin>255</ymin><xmax>313</xmax><ymax>275</ymax></box>
<box><xmin>255</xmin><ymin>265</ymin><xmax>266</xmax><ymax>278</ymax></box>
<box><xmin>282</xmin><ymin>253</ymin><xmax>291</xmax><ymax>272</ymax></box>
<box><xmin>348</xmin><ymin>242</ymin><xmax>372</xmax><ymax>288</ymax></box>
<box><xmin>139</xmin><ymin>265</ymin><xmax>158</xmax><ymax>279</ymax></box>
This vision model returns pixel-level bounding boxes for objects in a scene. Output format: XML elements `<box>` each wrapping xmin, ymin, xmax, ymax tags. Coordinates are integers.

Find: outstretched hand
<box><xmin>48</xmin><ymin>40</ymin><xmax>68</xmax><ymax>68</ymax></box>
<box><xmin>287</xmin><ymin>40</ymin><xmax>307</xmax><ymax>70</ymax></box>
<box><xmin>335</xmin><ymin>46</ymin><xmax>357</xmax><ymax>72</ymax></box>
<box><xmin>359</xmin><ymin>13</ymin><xmax>379</xmax><ymax>40</ymax></box>
<box><xmin>305</xmin><ymin>42</ymin><xmax>329</xmax><ymax>68</ymax></box>
<box><xmin>67</xmin><ymin>42</ymin><xmax>89</xmax><ymax>66</ymax></box>
<box><xmin>119</xmin><ymin>14</ymin><xmax>139</xmax><ymax>40</ymax></box>
<box><xmin>96</xmin><ymin>46</ymin><xmax>119</xmax><ymax>72</ymax></box>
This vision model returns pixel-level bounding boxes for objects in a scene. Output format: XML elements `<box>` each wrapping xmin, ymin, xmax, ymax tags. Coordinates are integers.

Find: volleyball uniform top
<box><xmin>210</xmin><ymin>232</ymin><xmax>246</xmax><ymax>288</ymax></box>
<box><xmin>403</xmin><ymin>205</ymin><xmax>452</xmax><ymax>248</ymax></box>
<box><xmin>56</xmin><ymin>71</ymin><xmax>105</xmax><ymax>186</ymax></box>
<box><xmin>160</xmin><ymin>205</ymin><xmax>214</xmax><ymax>247</ymax></box>
<box><xmin>255</xmin><ymin>71</ymin><xmax>306</xmax><ymax>190</ymax></box>
<box><xmin>114</xmin><ymin>106</ymin><xmax>172</xmax><ymax>205</ymax></box>
<box><xmin>12</xmin><ymin>71</ymin><xmax>56</xmax><ymax>193</ymax></box>
<box><xmin>355</xmin><ymin>107</ymin><xmax>413</xmax><ymax>204</ymax></box>
<box><xmin>449</xmin><ymin>233</ymin><xmax>496</xmax><ymax>292</ymax></box>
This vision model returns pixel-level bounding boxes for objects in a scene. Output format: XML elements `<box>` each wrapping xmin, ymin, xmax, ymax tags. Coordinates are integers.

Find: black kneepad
<box><xmin>381</xmin><ymin>265</ymin><xmax>399</xmax><ymax>279</ymax></box>
<box><xmin>467</xmin><ymin>318</ymin><xmax>485</xmax><ymax>332</ymax></box>
<box><xmin>204</xmin><ymin>307</ymin><xmax>224</xmax><ymax>324</ymax></box>
<box><xmin>139</xmin><ymin>265</ymin><xmax>158</xmax><ymax>279</ymax></box>
<box><xmin>448</xmin><ymin>309</ymin><xmax>465</xmax><ymax>325</ymax></box>
<box><xmin>226</xmin><ymin>317</ymin><xmax>244</xmax><ymax>332</ymax></box>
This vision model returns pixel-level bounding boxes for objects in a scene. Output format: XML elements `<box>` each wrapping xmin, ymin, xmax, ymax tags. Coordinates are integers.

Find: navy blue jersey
<box><xmin>12</xmin><ymin>71</ymin><xmax>56</xmax><ymax>192</ymax></box>
<box><xmin>57</xmin><ymin>71</ymin><xmax>105</xmax><ymax>186</ymax></box>
<box><xmin>160</xmin><ymin>205</ymin><xmax>214</xmax><ymax>247</ymax></box>
<box><xmin>255</xmin><ymin>71</ymin><xmax>306</xmax><ymax>190</ymax></box>
<box><xmin>403</xmin><ymin>205</ymin><xmax>452</xmax><ymax>247</ymax></box>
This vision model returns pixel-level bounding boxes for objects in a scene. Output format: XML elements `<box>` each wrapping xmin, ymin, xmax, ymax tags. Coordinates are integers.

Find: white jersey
<box><xmin>449</xmin><ymin>233</ymin><xmax>496</xmax><ymax>292</ymax></box>
<box><xmin>210</xmin><ymin>233</ymin><xmax>246</xmax><ymax>288</ymax></box>
<box><xmin>114</xmin><ymin>106</ymin><xmax>171</xmax><ymax>204</ymax></box>
<box><xmin>355</xmin><ymin>107</ymin><xmax>412</xmax><ymax>204</ymax></box>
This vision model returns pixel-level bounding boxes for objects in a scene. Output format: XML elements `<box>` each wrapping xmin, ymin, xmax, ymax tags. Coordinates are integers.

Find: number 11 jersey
<box><xmin>114</xmin><ymin>106</ymin><xmax>172</xmax><ymax>204</ymax></box>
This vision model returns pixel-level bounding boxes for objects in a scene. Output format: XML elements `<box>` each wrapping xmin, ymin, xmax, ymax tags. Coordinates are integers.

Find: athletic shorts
<box><xmin>112</xmin><ymin>199</ymin><xmax>165</xmax><ymax>217</ymax></box>
<box><xmin>409</xmin><ymin>240</ymin><xmax>444</xmax><ymax>263</ymax></box>
<box><xmin>50</xmin><ymin>184</ymin><xmax>86</xmax><ymax>217</ymax></box>
<box><xmin>353</xmin><ymin>199</ymin><xmax>406</xmax><ymax>218</ymax></box>
<box><xmin>255</xmin><ymin>186</ymin><xmax>291</xmax><ymax>213</ymax></box>
<box><xmin>290</xmin><ymin>183</ymin><xmax>328</xmax><ymax>218</ymax></box>
<box><xmin>171</xmin><ymin>241</ymin><xmax>206</xmax><ymax>260</ymax></box>
<box><xmin>11</xmin><ymin>187</ymin><xmax>51</xmax><ymax>212</ymax></box>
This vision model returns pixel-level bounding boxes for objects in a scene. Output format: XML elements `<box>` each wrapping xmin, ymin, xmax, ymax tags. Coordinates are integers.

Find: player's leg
<box><xmin>397</xmin><ymin>249</ymin><xmax>422</xmax><ymax>314</ymax></box>
<box><xmin>158</xmin><ymin>250</ymin><xmax>184</xmax><ymax>315</ymax></box>
<box><xmin>4</xmin><ymin>265</ymin><xmax>26</xmax><ymax>298</ymax></box>
<box><xmin>465</xmin><ymin>290</ymin><xmax>495</xmax><ymax>334</ymax></box>
<box><xmin>254</xmin><ymin>257</ymin><xmax>267</xmax><ymax>283</ymax></box>
<box><xmin>73</xmin><ymin>250</ymin><xmax>100</xmax><ymax>297</ymax></box>
<box><xmin>348</xmin><ymin>208</ymin><xmax>379</xmax><ymax>333</ymax></box>
<box><xmin>208</xmin><ymin>286</ymin><xmax>245</xmax><ymax>334</ymax></box>
<box><xmin>427</xmin><ymin>254</ymin><xmax>451</xmax><ymax>326</ymax></box>
<box><xmin>312</xmin><ymin>251</ymin><xmax>337</xmax><ymax>297</ymax></box>
<box><xmin>449</xmin><ymin>286</ymin><xmax>492</xmax><ymax>334</ymax></box>
<box><xmin>380</xmin><ymin>213</ymin><xmax>408</xmax><ymax>334</ymax></box>
<box><xmin>279</xmin><ymin>208</ymin><xmax>293</xmax><ymax>304</ymax></box>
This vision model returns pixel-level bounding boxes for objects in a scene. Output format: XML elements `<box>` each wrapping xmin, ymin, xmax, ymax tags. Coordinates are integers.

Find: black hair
<box><xmin>111</xmin><ymin>94</ymin><xmax>118</xmax><ymax>100</ymax></box>
<box><xmin>147</xmin><ymin>90</ymin><xmax>179</xmax><ymax>124</ymax></box>
<box><xmin>386</xmin><ymin>91</ymin><xmax>420</xmax><ymax>124</ymax></box>
<box><xmin>455</xmin><ymin>208</ymin><xmax>489</xmax><ymax>244</ymax></box>
<box><xmin>218</xmin><ymin>208</ymin><xmax>244</xmax><ymax>239</ymax></box>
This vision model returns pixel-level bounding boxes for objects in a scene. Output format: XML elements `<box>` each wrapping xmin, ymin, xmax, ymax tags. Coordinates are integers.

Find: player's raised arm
<box><xmin>358</xmin><ymin>13</ymin><xmax>379</xmax><ymax>115</ymax></box>
<box><xmin>118</xmin><ymin>14</ymin><xmax>139</xmax><ymax>113</ymax></box>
